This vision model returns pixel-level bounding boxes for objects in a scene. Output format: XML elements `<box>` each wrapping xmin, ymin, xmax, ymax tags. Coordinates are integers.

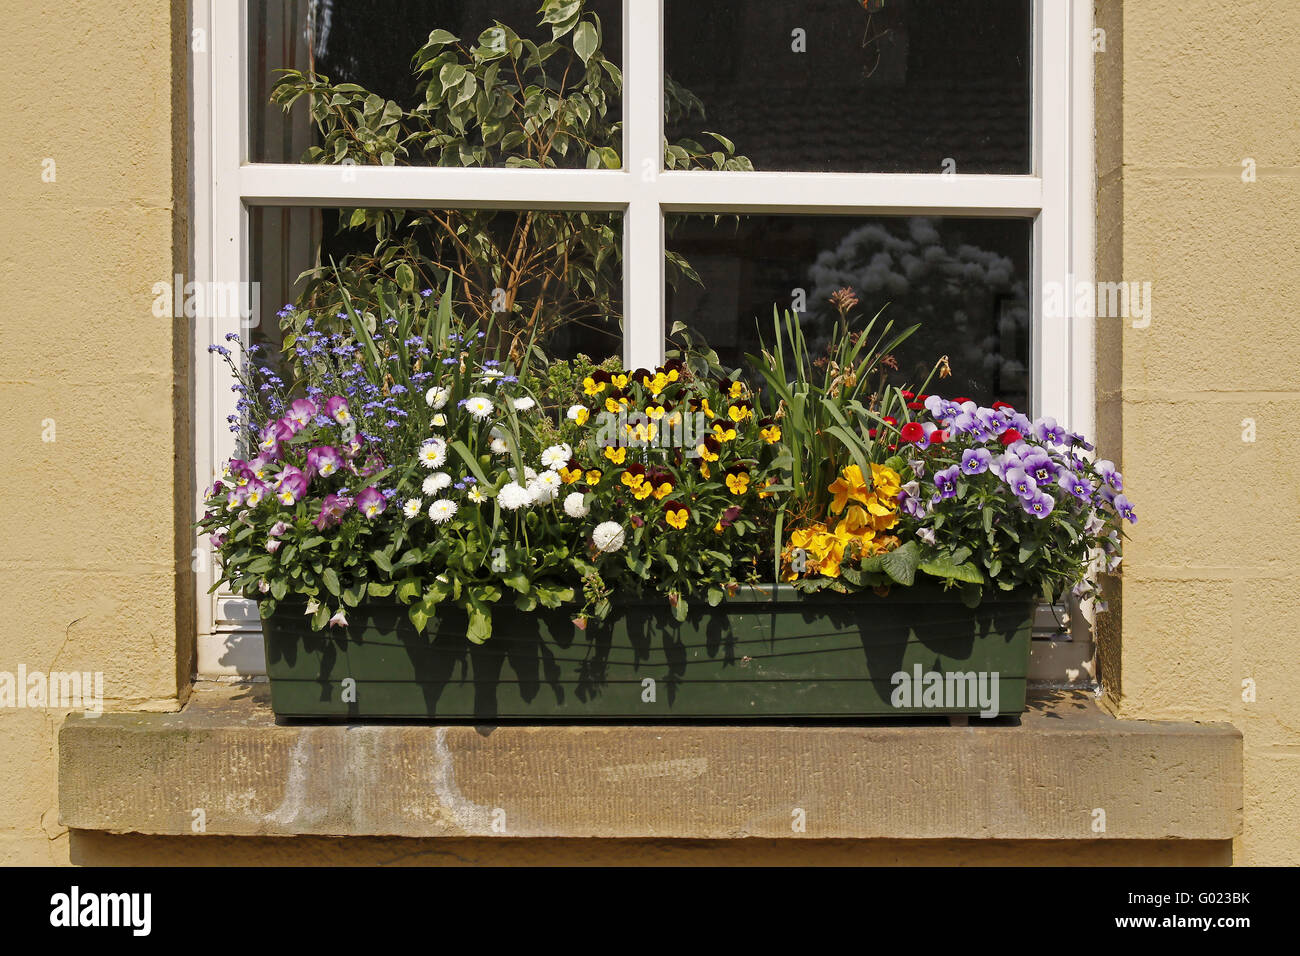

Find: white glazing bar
<box><xmin>210</xmin><ymin>0</ymin><xmax>252</xmax><ymax>630</ymax></box>
<box><xmin>658</xmin><ymin>171</ymin><xmax>1043</xmax><ymax>216</ymax></box>
<box><xmin>621</xmin><ymin>0</ymin><xmax>665</xmax><ymax>368</ymax></box>
<box><xmin>1034</xmin><ymin>0</ymin><xmax>1072</xmax><ymax>424</ymax></box>
<box><xmin>1069</xmin><ymin>0</ymin><xmax>1097</xmax><ymax>444</ymax></box>
<box><xmin>237</xmin><ymin>163</ymin><xmax>630</xmax><ymax>209</ymax></box>
<box><xmin>237</xmin><ymin>164</ymin><xmax>1043</xmax><ymax>217</ymax></box>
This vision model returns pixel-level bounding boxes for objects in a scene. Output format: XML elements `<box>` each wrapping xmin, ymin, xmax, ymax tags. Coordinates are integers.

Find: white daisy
<box><xmin>418</xmin><ymin>438</ymin><xmax>447</xmax><ymax>469</ymax></box>
<box><xmin>566</xmin><ymin>404</ymin><xmax>588</xmax><ymax>422</ymax></box>
<box><xmin>430</xmin><ymin>413</ymin><xmax>447</xmax><ymax>427</ymax></box>
<box><xmin>467</xmin><ymin>485</ymin><xmax>489</xmax><ymax>504</ymax></box>
<box><xmin>530</xmin><ymin>470</ymin><xmax>562</xmax><ymax>503</ymax></box>
<box><xmin>480</xmin><ymin>368</ymin><xmax>505</xmax><ymax>382</ymax></box>
<box><xmin>508</xmin><ymin>465</ymin><xmax>539</xmax><ymax>483</ymax></box>
<box><xmin>563</xmin><ymin>492</ymin><xmax>589</xmax><ymax>518</ymax></box>
<box><xmin>422</xmin><ymin>472</ymin><xmax>452</xmax><ymax>495</ymax></box>
<box><xmin>540</xmin><ymin>443</ymin><xmax>573</xmax><ymax>469</ymax></box>
<box><xmin>427</xmin><ymin>499</ymin><xmax>459</xmax><ymax>524</ymax></box>
<box><xmin>592</xmin><ymin>521</ymin><xmax>626</xmax><ymax>553</ymax></box>
<box><xmin>490</xmin><ymin>436</ymin><xmax>511</xmax><ymax>455</ymax></box>
<box><xmin>512</xmin><ymin>396</ymin><xmax>537</xmax><ymax>412</ymax></box>
<box><xmin>426</xmin><ymin>386</ymin><xmax>450</xmax><ymax>409</ymax></box>
<box><xmin>497</xmin><ymin>481</ymin><xmax>532</xmax><ymax>511</ymax></box>
<box><xmin>402</xmin><ymin>497</ymin><xmax>423</xmax><ymax>519</ymax></box>
<box><xmin>464</xmin><ymin>396</ymin><xmax>494</xmax><ymax>421</ymax></box>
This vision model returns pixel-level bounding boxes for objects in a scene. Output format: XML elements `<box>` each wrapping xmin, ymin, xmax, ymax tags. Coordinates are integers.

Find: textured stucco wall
<box><xmin>1094</xmin><ymin>0</ymin><xmax>1300</xmax><ymax>865</ymax></box>
<box><xmin>0</xmin><ymin>0</ymin><xmax>192</xmax><ymax>863</ymax></box>
<box><xmin>0</xmin><ymin>0</ymin><xmax>1293</xmax><ymax>865</ymax></box>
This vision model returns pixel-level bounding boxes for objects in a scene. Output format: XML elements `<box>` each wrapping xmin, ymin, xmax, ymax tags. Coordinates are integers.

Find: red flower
<box><xmin>899</xmin><ymin>422</ymin><xmax>926</xmax><ymax>444</ymax></box>
<box><xmin>999</xmin><ymin>429</ymin><xmax>1022</xmax><ymax>446</ymax></box>
<box><xmin>906</xmin><ymin>401</ymin><xmax>925</xmax><ymax>411</ymax></box>
<box><xmin>882</xmin><ymin>416</ymin><xmax>898</xmax><ymax>426</ymax></box>
<box><xmin>952</xmin><ymin>396</ymin><xmax>972</xmax><ymax>405</ymax></box>
<box><xmin>900</xmin><ymin>389</ymin><xmax>915</xmax><ymax>399</ymax></box>
<box><xmin>868</xmin><ymin>428</ymin><xmax>878</xmax><ymax>439</ymax></box>
<box><xmin>992</xmin><ymin>400</ymin><xmax>1015</xmax><ymax>411</ymax></box>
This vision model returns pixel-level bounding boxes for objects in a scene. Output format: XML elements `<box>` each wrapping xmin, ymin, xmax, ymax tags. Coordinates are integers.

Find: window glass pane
<box><xmin>665</xmin><ymin>214</ymin><xmax>1032</xmax><ymax>410</ymax></box>
<box><xmin>665</xmin><ymin>0</ymin><xmax>1031</xmax><ymax>174</ymax></box>
<box><xmin>250</xmin><ymin>205</ymin><xmax>622</xmax><ymax>365</ymax></box>
<box><xmin>250</xmin><ymin>0</ymin><xmax>623</xmax><ymax>167</ymax></box>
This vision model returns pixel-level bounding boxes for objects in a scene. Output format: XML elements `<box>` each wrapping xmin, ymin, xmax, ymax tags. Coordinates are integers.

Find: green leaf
<box><xmin>572</xmin><ymin>21</ymin><xmax>597</xmax><ymax>64</ymax></box>
<box><xmin>396</xmin><ymin>578</ymin><xmax>422</xmax><ymax>603</ymax></box>
<box><xmin>880</xmin><ymin>541</ymin><xmax>921</xmax><ymax>586</ymax></box>
<box><xmin>707</xmin><ymin>586</ymin><xmax>724</xmax><ymax>607</ymax></box>
<box><xmin>370</xmin><ymin>549</ymin><xmax>393</xmax><ymax>574</ymax></box>
<box><xmin>595</xmin><ymin>145</ymin><xmax>620</xmax><ymax>169</ymax></box>
<box><xmin>395</xmin><ymin>263</ymin><xmax>415</xmax><ymax>291</ymax></box>
<box><xmin>409</xmin><ymin>602</ymin><xmax>430</xmax><ymax>633</ymax></box>
<box><xmin>918</xmin><ymin>556</ymin><xmax>986</xmax><ymax>585</ymax></box>
<box><xmin>367</xmin><ymin>581</ymin><xmax>395</xmax><ymax>598</ymax></box>
<box><xmin>321</xmin><ymin>568</ymin><xmax>341</xmax><ymax>596</ymax></box>
<box><xmin>424</xmin><ymin>29</ymin><xmax>460</xmax><ymax>48</ymax></box>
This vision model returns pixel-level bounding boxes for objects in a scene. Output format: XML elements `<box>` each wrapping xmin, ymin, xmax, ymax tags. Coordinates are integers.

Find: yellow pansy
<box><xmin>604</xmin><ymin>446</ymin><xmax>627</xmax><ymax>465</ymax></box>
<box><xmin>653</xmin><ymin>482</ymin><xmax>674</xmax><ymax>500</ymax></box>
<box><xmin>585</xmin><ymin>468</ymin><xmax>603</xmax><ymax>484</ymax></box>
<box><xmin>726</xmin><ymin>472</ymin><xmax>751</xmax><ymax>496</ymax></box>
<box><xmin>760</xmin><ymin>425</ymin><xmax>782</xmax><ymax>444</ymax></box>
<box><xmin>712</xmin><ymin>423</ymin><xmax>737</xmax><ymax>442</ymax></box>
<box><xmin>665</xmin><ymin>506</ymin><xmax>689</xmax><ymax>530</ymax></box>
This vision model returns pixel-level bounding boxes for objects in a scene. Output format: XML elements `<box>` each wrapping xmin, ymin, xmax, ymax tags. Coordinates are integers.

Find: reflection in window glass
<box><xmin>666</xmin><ymin>215</ymin><xmax>1032</xmax><ymax>410</ymax></box>
<box><xmin>250</xmin><ymin>206</ymin><xmax>622</xmax><ymax>365</ymax></box>
<box><xmin>250</xmin><ymin>0</ymin><xmax>623</xmax><ymax>166</ymax></box>
<box><xmin>665</xmin><ymin>0</ymin><xmax>1031</xmax><ymax>173</ymax></box>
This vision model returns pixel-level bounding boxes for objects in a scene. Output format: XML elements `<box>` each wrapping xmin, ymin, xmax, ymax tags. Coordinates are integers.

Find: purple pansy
<box><xmin>312</xmin><ymin>493</ymin><xmax>352</xmax><ymax>530</ymax></box>
<box><xmin>1005</xmin><ymin>468</ymin><xmax>1039</xmax><ymax>502</ymax></box>
<box><xmin>933</xmin><ymin>465</ymin><xmax>962</xmax><ymax>500</ymax></box>
<box><xmin>961</xmin><ymin>448</ymin><xmax>992</xmax><ymax>476</ymax></box>
<box><xmin>1020</xmin><ymin>492</ymin><xmax>1056</xmax><ymax>519</ymax></box>
<box><xmin>306</xmin><ymin>445</ymin><xmax>343</xmax><ymax>478</ymax></box>
<box><xmin>355</xmin><ymin>486</ymin><xmax>387</xmax><ymax>519</ymax></box>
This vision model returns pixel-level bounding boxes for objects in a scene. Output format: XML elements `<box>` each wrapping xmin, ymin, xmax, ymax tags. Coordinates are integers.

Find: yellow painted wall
<box><xmin>1094</xmin><ymin>0</ymin><xmax>1300</xmax><ymax>866</ymax></box>
<box><xmin>0</xmin><ymin>0</ymin><xmax>191</xmax><ymax>864</ymax></box>
<box><xmin>0</xmin><ymin>0</ymin><xmax>1293</xmax><ymax>865</ymax></box>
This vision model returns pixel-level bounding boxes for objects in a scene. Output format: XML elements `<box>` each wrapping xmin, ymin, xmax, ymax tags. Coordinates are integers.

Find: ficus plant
<box><xmin>270</xmin><ymin>0</ymin><xmax>752</xmax><ymax>362</ymax></box>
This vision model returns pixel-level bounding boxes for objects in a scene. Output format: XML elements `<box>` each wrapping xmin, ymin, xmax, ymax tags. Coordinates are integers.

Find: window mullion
<box><xmin>621</xmin><ymin>0</ymin><xmax>665</xmax><ymax>368</ymax></box>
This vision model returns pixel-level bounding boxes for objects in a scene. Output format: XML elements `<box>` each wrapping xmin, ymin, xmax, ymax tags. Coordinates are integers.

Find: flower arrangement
<box><xmin>199</xmin><ymin>282</ymin><xmax>1133</xmax><ymax>642</ymax></box>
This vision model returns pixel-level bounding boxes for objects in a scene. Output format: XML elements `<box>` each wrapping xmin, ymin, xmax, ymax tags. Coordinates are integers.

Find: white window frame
<box><xmin>191</xmin><ymin>0</ymin><xmax>1096</xmax><ymax>679</ymax></box>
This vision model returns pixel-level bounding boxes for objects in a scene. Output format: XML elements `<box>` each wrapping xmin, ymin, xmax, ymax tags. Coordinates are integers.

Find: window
<box><xmin>191</xmin><ymin>0</ymin><xmax>1095</xmax><ymax>680</ymax></box>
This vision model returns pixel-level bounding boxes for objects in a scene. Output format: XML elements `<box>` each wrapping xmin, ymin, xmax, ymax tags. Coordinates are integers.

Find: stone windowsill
<box><xmin>58</xmin><ymin>684</ymin><xmax>1242</xmax><ymax>841</ymax></box>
